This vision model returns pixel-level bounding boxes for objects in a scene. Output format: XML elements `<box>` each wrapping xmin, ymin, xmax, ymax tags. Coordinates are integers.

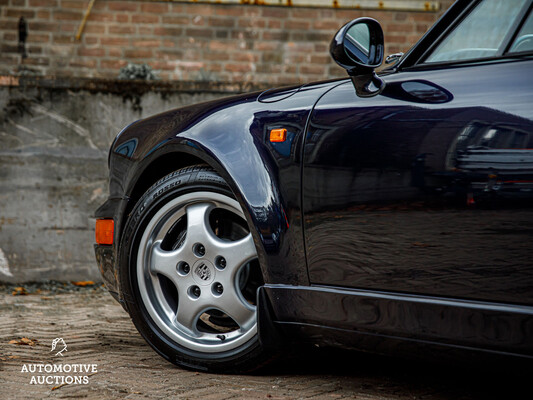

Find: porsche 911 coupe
<box><xmin>95</xmin><ymin>0</ymin><xmax>533</xmax><ymax>372</ymax></box>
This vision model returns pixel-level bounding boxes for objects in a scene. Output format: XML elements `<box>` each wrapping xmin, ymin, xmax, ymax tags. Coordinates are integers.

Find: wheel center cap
<box><xmin>192</xmin><ymin>260</ymin><xmax>215</xmax><ymax>286</ymax></box>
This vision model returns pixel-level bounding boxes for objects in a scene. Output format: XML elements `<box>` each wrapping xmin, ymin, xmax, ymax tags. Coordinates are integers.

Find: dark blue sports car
<box><xmin>95</xmin><ymin>0</ymin><xmax>533</xmax><ymax>372</ymax></box>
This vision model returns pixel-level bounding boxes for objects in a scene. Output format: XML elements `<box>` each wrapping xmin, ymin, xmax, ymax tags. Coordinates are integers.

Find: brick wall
<box><xmin>1</xmin><ymin>0</ymin><xmax>454</xmax><ymax>86</ymax></box>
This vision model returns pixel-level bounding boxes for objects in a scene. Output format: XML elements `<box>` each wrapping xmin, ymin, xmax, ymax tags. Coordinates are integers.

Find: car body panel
<box><xmin>95</xmin><ymin>79</ymin><xmax>344</xmax><ymax>300</ymax></box>
<box><xmin>303</xmin><ymin>59</ymin><xmax>533</xmax><ymax>306</ymax></box>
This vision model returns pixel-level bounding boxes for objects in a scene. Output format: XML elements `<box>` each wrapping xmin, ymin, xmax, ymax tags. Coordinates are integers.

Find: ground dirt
<box><xmin>0</xmin><ymin>284</ymin><xmax>529</xmax><ymax>399</ymax></box>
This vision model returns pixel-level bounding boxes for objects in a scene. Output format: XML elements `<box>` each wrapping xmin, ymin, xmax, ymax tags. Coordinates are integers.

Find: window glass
<box><xmin>426</xmin><ymin>0</ymin><xmax>528</xmax><ymax>63</ymax></box>
<box><xmin>509</xmin><ymin>9</ymin><xmax>533</xmax><ymax>53</ymax></box>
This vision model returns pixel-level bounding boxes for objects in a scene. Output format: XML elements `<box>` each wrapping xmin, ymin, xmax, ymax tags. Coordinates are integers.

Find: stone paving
<box><xmin>0</xmin><ymin>285</ymin><xmax>528</xmax><ymax>399</ymax></box>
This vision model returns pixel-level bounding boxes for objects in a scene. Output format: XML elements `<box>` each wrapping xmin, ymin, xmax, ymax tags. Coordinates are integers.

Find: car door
<box><xmin>302</xmin><ymin>0</ymin><xmax>533</xmax><ymax>305</ymax></box>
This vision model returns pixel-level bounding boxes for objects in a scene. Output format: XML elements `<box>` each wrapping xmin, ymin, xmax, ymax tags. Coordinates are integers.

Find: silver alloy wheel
<box><xmin>136</xmin><ymin>191</ymin><xmax>259</xmax><ymax>353</ymax></box>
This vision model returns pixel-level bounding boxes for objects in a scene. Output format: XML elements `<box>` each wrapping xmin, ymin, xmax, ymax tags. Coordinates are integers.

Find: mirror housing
<box><xmin>330</xmin><ymin>18</ymin><xmax>385</xmax><ymax>97</ymax></box>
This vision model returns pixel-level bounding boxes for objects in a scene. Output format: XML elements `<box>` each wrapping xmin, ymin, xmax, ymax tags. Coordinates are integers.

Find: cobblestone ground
<box><xmin>0</xmin><ymin>284</ymin><xmax>528</xmax><ymax>400</ymax></box>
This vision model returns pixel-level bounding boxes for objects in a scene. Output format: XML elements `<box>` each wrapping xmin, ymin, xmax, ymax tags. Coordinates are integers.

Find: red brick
<box><xmin>232</xmin><ymin>52</ymin><xmax>258</xmax><ymax>62</ymax></box>
<box><xmin>132</xmin><ymin>40</ymin><xmax>162</xmax><ymax>48</ymax></box>
<box><xmin>124</xmin><ymin>49</ymin><xmax>153</xmax><ymax>59</ymax></box>
<box><xmin>132</xmin><ymin>14</ymin><xmax>160</xmax><ymax>24</ymax></box>
<box><xmin>286</xmin><ymin>20</ymin><xmax>310</xmax><ymax>30</ymax></box>
<box><xmin>254</xmin><ymin>42</ymin><xmax>278</xmax><ymax>51</ymax></box>
<box><xmin>88</xmin><ymin>12</ymin><xmax>114</xmax><ymax>22</ymax></box>
<box><xmin>140</xmin><ymin>2</ymin><xmax>168</xmax><ymax>13</ymax></box>
<box><xmin>115</xmin><ymin>14</ymin><xmax>129</xmax><ymax>23</ymax></box>
<box><xmin>162</xmin><ymin>16</ymin><xmax>190</xmax><ymax>25</ymax></box>
<box><xmin>0</xmin><ymin>43</ymin><xmax>18</xmax><ymax>53</ymax></box>
<box><xmin>238</xmin><ymin>18</ymin><xmax>266</xmax><ymax>29</ymax></box>
<box><xmin>29</xmin><ymin>21</ymin><xmax>60</xmax><ymax>31</ymax></box>
<box><xmin>313</xmin><ymin>20</ymin><xmax>339</xmax><ymax>30</ymax></box>
<box><xmin>300</xmin><ymin>65</ymin><xmax>325</xmax><ymax>75</ymax></box>
<box><xmin>416</xmin><ymin>23</ymin><xmax>430</xmax><ymax>33</ymax></box>
<box><xmin>225</xmin><ymin>63</ymin><xmax>252</xmax><ymax>73</ymax></box>
<box><xmin>108</xmin><ymin>1</ymin><xmax>139</xmax><ymax>12</ymax></box>
<box><xmin>202</xmin><ymin>51</ymin><xmax>230</xmax><ymax>61</ymax></box>
<box><xmin>3</xmin><ymin>32</ymin><xmax>17</xmax><ymax>41</ymax></box>
<box><xmin>267</xmin><ymin>20</ymin><xmax>282</xmax><ymax>29</ymax></box>
<box><xmin>100</xmin><ymin>37</ymin><xmax>129</xmax><ymax>46</ymax></box>
<box><xmin>168</xmin><ymin>3</ymin><xmax>185</xmax><ymax>13</ymax></box>
<box><xmin>108</xmin><ymin>25</ymin><xmax>136</xmax><ymax>34</ymax></box>
<box><xmin>24</xmin><ymin>57</ymin><xmax>49</xmax><ymax>65</ymax></box>
<box><xmin>213</xmin><ymin>6</ymin><xmax>243</xmax><ymax>17</ymax></box>
<box><xmin>0</xmin><ymin>19</ymin><xmax>18</xmax><ymax>30</ymax></box>
<box><xmin>6</xmin><ymin>9</ymin><xmax>35</xmax><ymax>18</ymax></box>
<box><xmin>262</xmin><ymin>7</ymin><xmax>288</xmax><ymax>18</ymax></box>
<box><xmin>70</xmin><ymin>59</ymin><xmax>97</xmax><ymax>68</ymax></box>
<box><xmin>138</xmin><ymin>26</ymin><xmax>153</xmax><ymax>35</ymax></box>
<box><xmin>28</xmin><ymin>33</ymin><xmax>50</xmax><ymax>43</ymax></box>
<box><xmin>208</xmin><ymin>17</ymin><xmax>235</xmax><ymax>28</ymax></box>
<box><xmin>28</xmin><ymin>0</ymin><xmax>57</xmax><ymax>5</ymax></box>
<box><xmin>411</xmin><ymin>13</ymin><xmax>439</xmax><ymax>23</ymax></box>
<box><xmin>58</xmin><ymin>23</ymin><xmax>76</xmax><ymax>32</ymax></box>
<box><xmin>77</xmin><ymin>47</ymin><xmax>105</xmax><ymax>57</ymax></box>
<box><xmin>61</xmin><ymin>0</ymin><xmax>85</xmax><ymax>9</ymax></box>
<box><xmin>84</xmin><ymin>36</ymin><xmax>98</xmax><ymax>45</ymax></box>
<box><xmin>155</xmin><ymin>49</ymin><xmax>184</xmax><ymax>60</ymax></box>
<box><xmin>185</xmin><ymin>28</ymin><xmax>213</xmax><ymax>38</ymax></box>
<box><xmin>53</xmin><ymin>34</ymin><xmax>74</xmax><ymax>44</ymax></box>
<box><xmin>154</xmin><ymin>27</ymin><xmax>183</xmax><ymax>36</ymax></box>
<box><xmin>107</xmin><ymin>47</ymin><xmax>122</xmax><ymax>57</ymax></box>
<box><xmin>100</xmin><ymin>59</ymin><xmax>127</xmax><ymax>69</ymax></box>
<box><xmin>36</xmin><ymin>10</ymin><xmax>50</xmax><ymax>19</ymax></box>
<box><xmin>54</xmin><ymin>11</ymin><xmax>80</xmax><ymax>21</ymax></box>
<box><xmin>149</xmin><ymin>61</ymin><xmax>176</xmax><ymax>71</ymax></box>
<box><xmin>310</xmin><ymin>55</ymin><xmax>330</xmax><ymax>64</ymax></box>
<box><xmin>83</xmin><ymin>23</ymin><xmax>106</xmax><ymax>34</ymax></box>
<box><xmin>386</xmin><ymin>34</ymin><xmax>408</xmax><ymax>43</ymax></box>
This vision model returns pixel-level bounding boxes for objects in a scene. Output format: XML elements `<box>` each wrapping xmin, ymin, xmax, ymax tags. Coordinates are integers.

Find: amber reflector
<box><xmin>96</xmin><ymin>219</ymin><xmax>114</xmax><ymax>245</ymax></box>
<box><xmin>270</xmin><ymin>128</ymin><xmax>287</xmax><ymax>143</ymax></box>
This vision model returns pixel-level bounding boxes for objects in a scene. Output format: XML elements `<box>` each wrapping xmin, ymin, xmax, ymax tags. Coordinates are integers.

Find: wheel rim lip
<box><xmin>136</xmin><ymin>191</ymin><xmax>258</xmax><ymax>353</ymax></box>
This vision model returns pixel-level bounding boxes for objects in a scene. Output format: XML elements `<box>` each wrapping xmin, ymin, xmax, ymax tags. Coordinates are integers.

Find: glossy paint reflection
<box><xmin>303</xmin><ymin>59</ymin><xmax>533</xmax><ymax>305</ymax></box>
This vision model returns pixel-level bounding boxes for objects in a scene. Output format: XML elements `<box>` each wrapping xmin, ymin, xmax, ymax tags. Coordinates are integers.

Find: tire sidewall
<box><xmin>118</xmin><ymin>167</ymin><xmax>264</xmax><ymax>372</ymax></box>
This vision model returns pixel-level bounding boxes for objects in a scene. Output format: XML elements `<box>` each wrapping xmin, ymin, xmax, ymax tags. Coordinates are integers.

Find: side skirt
<box><xmin>260</xmin><ymin>284</ymin><xmax>533</xmax><ymax>357</ymax></box>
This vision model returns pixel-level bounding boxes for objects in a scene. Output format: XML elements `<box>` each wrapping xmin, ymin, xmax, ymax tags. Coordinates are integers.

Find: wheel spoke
<box><xmin>175</xmin><ymin>297</ymin><xmax>205</xmax><ymax>333</ymax></box>
<box><xmin>150</xmin><ymin>241</ymin><xmax>181</xmax><ymax>280</ymax></box>
<box><xmin>218</xmin><ymin>286</ymin><xmax>255</xmax><ymax>329</ymax></box>
<box><xmin>220</xmin><ymin>234</ymin><xmax>257</xmax><ymax>276</ymax></box>
<box><xmin>185</xmin><ymin>203</ymin><xmax>215</xmax><ymax>245</ymax></box>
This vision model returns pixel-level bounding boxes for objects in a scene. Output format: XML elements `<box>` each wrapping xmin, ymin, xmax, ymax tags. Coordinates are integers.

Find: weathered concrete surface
<box><xmin>0</xmin><ymin>78</ymin><xmax>266</xmax><ymax>282</ymax></box>
<box><xmin>0</xmin><ymin>286</ymin><xmax>528</xmax><ymax>399</ymax></box>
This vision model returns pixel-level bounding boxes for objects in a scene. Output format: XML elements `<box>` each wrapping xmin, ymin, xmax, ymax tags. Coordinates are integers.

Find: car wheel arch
<box><xmin>117</xmin><ymin>144</ymin><xmax>275</xmax><ymax>294</ymax></box>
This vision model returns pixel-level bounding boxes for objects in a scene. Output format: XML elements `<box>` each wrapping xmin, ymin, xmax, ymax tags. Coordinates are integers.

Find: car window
<box><xmin>425</xmin><ymin>0</ymin><xmax>528</xmax><ymax>63</ymax></box>
<box><xmin>508</xmin><ymin>8</ymin><xmax>533</xmax><ymax>53</ymax></box>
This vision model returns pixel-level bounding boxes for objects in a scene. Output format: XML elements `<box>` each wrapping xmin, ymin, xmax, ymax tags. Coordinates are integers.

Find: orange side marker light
<box><xmin>96</xmin><ymin>219</ymin><xmax>114</xmax><ymax>245</ymax></box>
<box><xmin>270</xmin><ymin>128</ymin><xmax>287</xmax><ymax>143</ymax></box>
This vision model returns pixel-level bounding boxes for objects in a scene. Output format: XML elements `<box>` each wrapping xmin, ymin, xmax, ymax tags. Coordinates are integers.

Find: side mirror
<box><xmin>330</xmin><ymin>18</ymin><xmax>385</xmax><ymax>97</ymax></box>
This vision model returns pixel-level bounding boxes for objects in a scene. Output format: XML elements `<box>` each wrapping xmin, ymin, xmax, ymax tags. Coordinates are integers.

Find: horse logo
<box><xmin>51</xmin><ymin>338</ymin><xmax>67</xmax><ymax>356</ymax></box>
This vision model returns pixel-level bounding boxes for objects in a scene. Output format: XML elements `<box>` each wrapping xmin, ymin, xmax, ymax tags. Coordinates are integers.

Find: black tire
<box><xmin>119</xmin><ymin>165</ymin><xmax>274</xmax><ymax>373</ymax></box>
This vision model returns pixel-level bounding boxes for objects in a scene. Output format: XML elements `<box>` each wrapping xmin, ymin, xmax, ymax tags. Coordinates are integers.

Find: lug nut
<box><xmin>216</xmin><ymin>256</ymin><xmax>226</xmax><ymax>269</ymax></box>
<box><xmin>214</xmin><ymin>282</ymin><xmax>223</xmax><ymax>295</ymax></box>
<box><xmin>191</xmin><ymin>286</ymin><xmax>201</xmax><ymax>298</ymax></box>
<box><xmin>195</xmin><ymin>243</ymin><xmax>205</xmax><ymax>257</ymax></box>
<box><xmin>182</xmin><ymin>263</ymin><xmax>190</xmax><ymax>274</ymax></box>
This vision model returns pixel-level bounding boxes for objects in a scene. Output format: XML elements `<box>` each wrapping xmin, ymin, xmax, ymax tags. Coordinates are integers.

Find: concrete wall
<box><xmin>0</xmin><ymin>77</ymin><xmax>263</xmax><ymax>282</ymax></box>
